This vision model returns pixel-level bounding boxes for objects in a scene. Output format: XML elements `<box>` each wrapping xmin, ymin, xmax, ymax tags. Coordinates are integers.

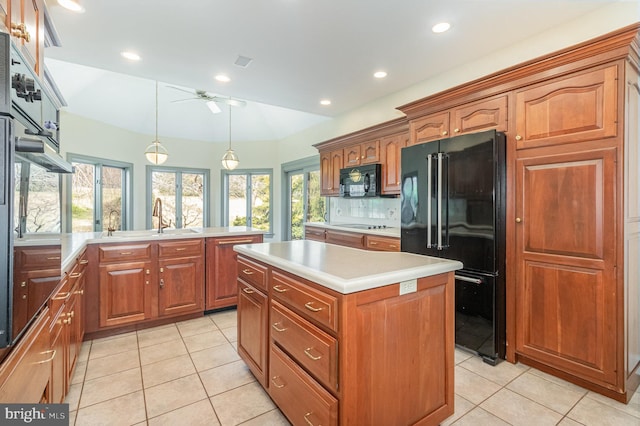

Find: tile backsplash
<box><xmin>328</xmin><ymin>197</ymin><xmax>401</xmax><ymax>228</ymax></box>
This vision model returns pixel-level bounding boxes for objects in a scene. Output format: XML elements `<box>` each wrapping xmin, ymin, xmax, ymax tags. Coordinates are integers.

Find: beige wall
<box><xmin>60</xmin><ymin>2</ymin><xmax>638</xmax><ymax>240</ymax></box>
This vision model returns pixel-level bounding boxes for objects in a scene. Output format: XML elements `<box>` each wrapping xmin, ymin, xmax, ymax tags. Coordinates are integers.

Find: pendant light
<box><xmin>145</xmin><ymin>81</ymin><xmax>169</xmax><ymax>165</ymax></box>
<box><xmin>57</xmin><ymin>0</ymin><xmax>85</xmax><ymax>13</ymax></box>
<box><xmin>221</xmin><ymin>103</ymin><xmax>239</xmax><ymax>170</ymax></box>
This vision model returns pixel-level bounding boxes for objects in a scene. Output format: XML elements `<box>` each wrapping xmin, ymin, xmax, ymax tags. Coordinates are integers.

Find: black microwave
<box><xmin>339</xmin><ymin>163</ymin><xmax>381</xmax><ymax>197</ymax></box>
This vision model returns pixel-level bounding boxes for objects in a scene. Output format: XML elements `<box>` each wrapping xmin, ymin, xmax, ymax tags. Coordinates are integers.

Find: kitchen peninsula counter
<box><xmin>233</xmin><ymin>240</ymin><xmax>462</xmax><ymax>426</ymax></box>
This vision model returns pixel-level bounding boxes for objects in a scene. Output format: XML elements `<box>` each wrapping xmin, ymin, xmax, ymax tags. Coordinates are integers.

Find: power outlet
<box><xmin>399</xmin><ymin>279</ymin><xmax>417</xmax><ymax>295</ymax></box>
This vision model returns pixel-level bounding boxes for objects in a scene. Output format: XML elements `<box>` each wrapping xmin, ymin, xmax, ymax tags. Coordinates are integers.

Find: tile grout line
<box><xmin>136</xmin><ymin>331</ymin><xmax>151</xmax><ymax>425</ymax></box>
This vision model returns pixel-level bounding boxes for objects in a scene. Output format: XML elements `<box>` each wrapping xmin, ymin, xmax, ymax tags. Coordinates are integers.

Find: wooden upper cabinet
<box><xmin>515</xmin><ymin>65</ymin><xmax>618</xmax><ymax>149</ymax></box>
<box><xmin>451</xmin><ymin>95</ymin><xmax>508</xmax><ymax>135</ymax></box>
<box><xmin>8</xmin><ymin>0</ymin><xmax>43</xmax><ymax>75</ymax></box>
<box><xmin>343</xmin><ymin>145</ymin><xmax>361</xmax><ymax>167</ymax></box>
<box><xmin>380</xmin><ymin>133</ymin><xmax>407</xmax><ymax>194</ymax></box>
<box><xmin>343</xmin><ymin>140</ymin><xmax>380</xmax><ymax>167</ymax></box>
<box><xmin>409</xmin><ymin>111</ymin><xmax>449</xmax><ymax>146</ymax></box>
<box><xmin>320</xmin><ymin>149</ymin><xmax>343</xmax><ymax>196</ymax></box>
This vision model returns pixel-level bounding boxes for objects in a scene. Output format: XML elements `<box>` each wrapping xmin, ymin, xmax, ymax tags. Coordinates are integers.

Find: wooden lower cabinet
<box><xmin>237</xmin><ymin>254</ymin><xmax>455</xmax><ymax>425</ymax></box>
<box><xmin>99</xmin><ymin>260</ymin><xmax>154</xmax><ymax>328</ymax></box>
<box><xmin>304</xmin><ymin>225</ymin><xmax>326</xmax><ymax>242</ymax></box>
<box><xmin>237</xmin><ymin>279</ymin><xmax>268</xmax><ymax>387</ymax></box>
<box><xmin>365</xmin><ymin>235</ymin><xmax>400</xmax><ymax>251</ymax></box>
<box><xmin>205</xmin><ymin>234</ymin><xmax>263</xmax><ymax>310</ymax></box>
<box><xmin>325</xmin><ymin>229</ymin><xmax>364</xmax><ymax>248</ymax></box>
<box><xmin>158</xmin><ymin>240</ymin><xmax>204</xmax><ymax>317</ymax></box>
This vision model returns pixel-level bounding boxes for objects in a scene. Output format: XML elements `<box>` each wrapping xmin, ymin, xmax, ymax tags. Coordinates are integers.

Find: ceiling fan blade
<box><xmin>166</xmin><ymin>85</ymin><xmax>196</xmax><ymax>95</ymax></box>
<box><xmin>171</xmin><ymin>97</ymin><xmax>199</xmax><ymax>103</ymax></box>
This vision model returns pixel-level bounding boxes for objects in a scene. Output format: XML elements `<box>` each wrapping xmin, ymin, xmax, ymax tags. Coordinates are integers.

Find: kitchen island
<box><xmin>234</xmin><ymin>240</ymin><xmax>462</xmax><ymax>426</ymax></box>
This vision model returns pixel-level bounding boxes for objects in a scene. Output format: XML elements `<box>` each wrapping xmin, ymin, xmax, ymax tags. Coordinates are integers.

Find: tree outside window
<box><xmin>224</xmin><ymin>170</ymin><xmax>272</xmax><ymax>235</ymax></box>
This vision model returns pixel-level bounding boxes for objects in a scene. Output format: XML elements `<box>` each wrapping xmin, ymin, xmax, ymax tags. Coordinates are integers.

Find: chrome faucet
<box><xmin>107</xmin><ymin>210</ymin><xmax>119</xmax><ymax>236</ymax></box>
<box><xmin>152</xmin><ymin>197</ymin><xmax>170</xmax><ymax>233</ymax></box>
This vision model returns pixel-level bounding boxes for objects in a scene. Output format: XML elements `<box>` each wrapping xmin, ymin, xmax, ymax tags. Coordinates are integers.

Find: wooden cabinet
<box><xmin>205</xmin><ymin>234</ymin><xmax>264</xmax><ymax>310</ymax></box>
<box><xmin>365</xmin><ymin>234</ymin><xmax>400</xmax><ymax>252</ymax></box>
<box><xmin>8</xmin><ymin>0</ymin><xmax>43</xmax><ymax>75</ymax></box>
<box><xmin>324</xmin><ymin>229</ymin><xmax>364</xmax><ymax>249</ymax></box>
<box><xmin>303</xmin><ymin>225</ymin><xmax>326</xmax><ymax>242</ymax></box>
<box><xmin>320</xmin><ymin>149</ymin><xmax>343</xmax><ymax>196</ymax></box>
<box><xmin>305</xmin><ymin>225</ymin><xmax>401</xmax><ymax>252</ymax></box>
<box><xmin>380</xmin><ymin>133</ymin><xmax>407</xmax><ymax>194</ymax></box>
<box><xmin>343</xmin><ymin>139</ymin><xmax>380</xmax><ymax>167</ymax></box>
<box><xmin>158</xmin><ymin>240</ymin><xmax>204</xmax><ymax>317</ymax></box>
<box><xmin>409</xmin><ymin>111</ymin><xmax>450</xmax><ymax>145</ymax></box>
<box><xmin>0</xmin><ymin>306</ymin><xmax>50</xmax><ymax>402</ymax></box>
<box><xmin>237</xmin><ymin>277</ymin><xmax>268</xmax><ymax>387</ymax></box>
<box><xmin>514</xmin><ymin>66</ymin><xmax>617</xmax><ymax>150</ymax></box>
<box><xmin>236</xmin><ymin>254</ymin><xmax>455</xmax><ymax>426</ymax></box>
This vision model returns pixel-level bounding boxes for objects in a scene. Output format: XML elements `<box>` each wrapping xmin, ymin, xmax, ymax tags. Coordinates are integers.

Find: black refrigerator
<box><xmin>400</xmin><ymin>129</ymin><xmax>506</xmax><ymax>364</ymax></box>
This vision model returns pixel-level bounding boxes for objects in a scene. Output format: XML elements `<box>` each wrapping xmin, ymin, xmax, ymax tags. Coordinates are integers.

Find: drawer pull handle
<box><xmin>74</xmin><ymin>289</ymin><xmax>84</xmax><ymax>295</ymax></box>
<box><xmin>36</xmin><ymin>350</ymin><xmax>56</xmax><ymax>364</ymax></box>
<box><xmin>271</xmin><ymin>376</ymin><xmax>286</xmax><ymax>388</ymax></box>
<box><xmin>79</xmin><ymin>259</ymin><xmax>89</xmax><ymax>265</ymax></box>
<box><xmin>120</xmin><ymin>252</ymin><xmax>133</xmax><ymax>255</ymax></box>
<box><xmin>218</xmin><ymin>239</ymin><xmax>255</xmax><ymax>246</ymax></box>
<box><xmin>369</xmin><ymin>241</ymin><xmax>378</xmax><ymax>245</ymax></box>
<box><xmin>241</xmin><ymin>269</ymin><xmax>255</xmax><ymax>275</ymax></box>
<box><xmin>303</xmin><ymin>412</ymin><xmax>316</xmax><ymax>426</ymax></box>
<box><xmin>273</xmin><ymin>285</ymin><xmax>288</xmax><ymax>293</ymax></box>
<box><xmin>51</xmin><ymin>292</ymin><xmax>70</xmax><ymax>301</ymax></box>
<box><xmin>304</xmin><ymin>348</ymin><xmax>322</xmax><ymax>361</ymax></box>
<box><xmin>304</xmin><ymin>302</ymin><xmax>323</xmax><ymax>312</ymax></box>
<box><xmin>242</xmin><ymin>287</ymin><xmax>255</xmax><ymax>294</ymax></box>
<box><xmin>47</xmin><ymin>256</ymin><xmax>61</xmax><ymax>260</ymax></box>
<box><xmin>272</xmin><ymin>323</ymin><xmax>287</xmax><ymax>332</ymax></box>
<box><xmin>389</xmin><ymin>244</ymin><xmax>397</xmax><ymax>248</ymax></box>
<box><xmin>69</xmin><ymin>272</ymin><xmax>82</xmax><ymax>278</ymax></box>
<box><xmin>175</xmin><ymin>247</ymin><xmax>187</xmax><ymax>251</ymax></box>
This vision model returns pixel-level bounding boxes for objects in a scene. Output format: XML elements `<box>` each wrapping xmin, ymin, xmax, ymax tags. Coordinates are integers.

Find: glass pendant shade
<box><xmin>145</xmin><ymin>140</ymin><xmax>169</xmax><ymax>165</ymax></box>
<box><xmin>58</xmin><ymin>0</ymin><xmax>85</xmax><ymax>12</ymax></box>
<box><xmin>221</xmin><ymin>149</ymin><xmax>239</xmax><ymax>170</ymax></box>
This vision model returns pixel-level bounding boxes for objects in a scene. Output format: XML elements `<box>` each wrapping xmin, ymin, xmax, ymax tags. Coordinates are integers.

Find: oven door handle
<box><xmin>455</xmin><ymin>275</ymin><xmax>483</xmax><ymax>285</ymax></box>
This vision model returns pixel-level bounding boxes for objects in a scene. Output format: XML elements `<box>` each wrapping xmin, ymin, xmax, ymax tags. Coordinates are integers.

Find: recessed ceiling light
<box><xmin>57</xmin><ymin>0</ymin><xmax>85</xmax><ymax>13</ymax></box>
<box><xmin>374</xmin><ymin>71</ymin><xmax>387</xmax><ymax>79</ymax></box>
<box><xmin>320</xmin><ymin>99</ymin><xmax>331</xmax><ymax>106</ymax></box>
<box><xmin>215</xmin><ymin>74</ymin><xmax>231</xmax><ymax>83</ymax></box>
<box><xmin>432</xmin><ymin>22</ymin><xmax>451</xmax><ymax>33</ymax></box>
<box><xmin>121</xmin><ymin>51</ymin><xmax>141</xmax><ymax>61</ymax></box>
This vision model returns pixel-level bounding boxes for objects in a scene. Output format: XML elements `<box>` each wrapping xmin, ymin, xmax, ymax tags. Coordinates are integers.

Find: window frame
<box><xmin>65</xmin><ymin>153</ymin><xmax>133</xmax><ymax>233</ymax></box>
<box><xmin>221</xmin><ymin>168</ymin><xmax>274</xmax><ymax>238</ymax></box>
<box><xmin>145</xmin><ymin>165</ymin><xmax>211</xmax><ymax>229</ymax></box>
<box><xmin>281</xmin><ymin>156</ymin><xmax>323</xmax><ymax>241</ymax></box>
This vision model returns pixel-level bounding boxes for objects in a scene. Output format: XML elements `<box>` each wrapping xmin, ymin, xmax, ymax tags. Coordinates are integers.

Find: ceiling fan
<box><xmin>167</xmin><ymin>86</ymin><xmax>246</xmax><ymax>114</ymax></box>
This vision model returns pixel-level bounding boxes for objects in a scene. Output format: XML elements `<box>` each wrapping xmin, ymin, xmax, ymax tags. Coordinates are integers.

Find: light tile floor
<box><xmin>65</xmin><ymin>309</ymin><xmax>640</xmax><ymax>426</ymax></box>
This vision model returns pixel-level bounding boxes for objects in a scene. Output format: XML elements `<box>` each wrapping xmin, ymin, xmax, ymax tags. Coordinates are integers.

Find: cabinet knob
<box><xmin>21</xmin><ymin>295</ymin><xmax>27</xmax><ymax>300</ymax></box>
<box><xmin>146</xmin><ymin>269</ymin><xmax>150</xmax><ymax>275</ymax></box>
<box><xmin>454</xmin><ymin>128</ymin><xmax>460</xmax><ymax>133</ymax></box>
<box><xmin>20</xmin><ymin>281</ymin><xmax>26</xmax><ymax>288</ymax></box>
<box><xmin>516</xmin><ymin>217</ymin><xmax>522</xmax><ymax>223</ymax></box>
<box><xmin>442</xmin><ymin>131</ymin><xmax>448</xmax><ymax>136</ymax></box>
<box><xmin>159</xmin><ymin>268</ymin><xmax>164</xmax><ymax>273</ymax></box>
<box><xmin>145</xmin><ymin>281</ymin><xmax>150</xmax><ymax>285</ymax></box>
<box><xmin>159</xmin><ymin>278</ymin><xmax>165</xmax><ymax>288</ymax></box>
<box><xmin>515</xmin><ymin>135</ymin><xmax>523</xmax><ymax>141</ymax></box>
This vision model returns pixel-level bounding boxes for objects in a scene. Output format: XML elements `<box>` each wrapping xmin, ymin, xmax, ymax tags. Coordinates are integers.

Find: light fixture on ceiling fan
<box><xmin>57</xmin><ymin>0</ymin><xmax>85</xmax><ymax>13</ymax></box>
<box><xmin>144</xmin><ymin>81</ymin><xmax>169</xmax><ymax>165</ymax></box>
<box><xmin>167</xmin><ymin>86</ymin><xmax>246</xmax><ymax>114</ymax></box>
<box><xmin>221</xmin><ymin>105</ymin><xmax>239</xmax><ymax>170</ymax></box>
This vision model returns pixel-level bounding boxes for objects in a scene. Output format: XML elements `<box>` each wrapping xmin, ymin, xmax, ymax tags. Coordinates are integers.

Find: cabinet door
<box><xmin>343</xmin><ymin>145</ymin><xmax>361</xmax><ymax>167</ymax></box>
<box><xmin>206</xmin><ymin>235</ymin><xmax>263</xmax><ymax>310</ymax></box>
<box><xmin>361</xmin><ymin>140</ymin><xmax>380</xmax><ymax>164</ymax></box>
<box><xmin>320</xmin><ymin>149</ymin><xmax>343</xmax><ymax>196</ymax></box>
<box><xmin>380</xmin><ymin>133</ymin><xmax>407</xmax><ymax>194</ymax></box>
<box><xmin>451</xmin><ymin>95</ymin><xmax>507</xmax><ymax>135</ymax></box>
<box><xmin>237</xmin><ymin>280</ymin><xmax>268</xmax><ymax>387</ymax></box>
<box><xmin>158</xmin><ymin>256</ymin><xmax>204</xmax><ymax>317</ymax></box>
<box><xmin>515</xmin><ymin>65</ymin><xmax>617</xmax><ymax>150</ymax></box>
<box><xmin>98</xmin><ymin>261</ymin><xmax>153</xmax><ymax>328</ymax></box>
<box><xmin>409</xmin><ymin>111</ymin><xmax>449</xmax><ymax>146</ymax></box>
<box><xmin>64</xmin><ymin>292</ymin><xmax>78</xmax><ymax>389</ymax></box>
<box><xmin>48</xmin><ymin>312</ymin><xmax>65</xmax><ymax>404</ymax></box>
<box><xmin>515</xmin><ymin>147</ymin><xmax>617</xmax><ymax>386</ymax></box>
<box><xmin>21</xmin><ymin>0</ymin><xmax>41</xmax><ymax>75</ymax></box>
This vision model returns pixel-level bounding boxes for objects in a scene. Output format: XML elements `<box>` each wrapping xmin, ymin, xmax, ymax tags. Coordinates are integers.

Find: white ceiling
<box><xmin>43</xmin><ymin>0</ymin><xmax>624</xmax><ymax>143</ymax></box>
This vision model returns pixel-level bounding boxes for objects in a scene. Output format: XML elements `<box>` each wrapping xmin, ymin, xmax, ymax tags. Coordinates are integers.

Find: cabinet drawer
<box><xmin>237</xmin><ymin>256</ymin><xmax>268</xmax><ymax>291</ymax></box>
<box><xmin>365</xmin><ymin>235</ymin><xmax>400</xmax><ymax>252</ymax></box>
<box><xmin>269</xmin><ymin>345</ymin><xmax>338</xmax><ymax>426</ymax></box>
<box><xmin>16</xmin><ymin>246</ymin><xmax>61</xmax><ymax>270</ymax></box>
<box><xmin>158</xmin><ymin>239</ymin><xmax>203</xmax><ymax>258</ymax></box>
<box><xmin>271</xmin><ymin>271</ymin><xmax>338</xmax><ymax>332</ymax></box>
<box><xmin>325</xmin><ymin>230</ymin><xmax>364</xmax><ymax>249</ymax></box>
<box><xmin>48</xmin><ymin>275</ymin><xmax>70</xmax><ymax>318</ymax></box>
<box><xmin>99</xmin><ymin>243</ymin><xmax>152</xmax><ymax>263</ymax></box>
<box><xmin>304</xmin><ymin>226</ymin><xmax>326</xmax><ymax>242</ymax></box>
<box><xmin>271</xmin><ymin>301</ymin><xmax>338</xmax><ymax>391</ymax></box>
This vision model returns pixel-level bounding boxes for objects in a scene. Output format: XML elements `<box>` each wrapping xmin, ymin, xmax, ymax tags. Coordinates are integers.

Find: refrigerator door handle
<box><xmin>455</xmin><ymin>275</ymin><xmax>483</xmax><ymax>284</ymax></box>
<box><xmin>426</xmin><ymin>154</ymin><xmax>433</xmax><ymax>248</ymax></box>
<box><xmin>437</xmin><ymin>152</ymin><xmax>443</xmax><ymax>250</ymax></box>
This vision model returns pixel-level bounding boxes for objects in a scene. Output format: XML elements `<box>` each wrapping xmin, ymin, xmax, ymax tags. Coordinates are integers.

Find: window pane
<box><xmin>182</xmin><ymin>173</ymin><xmax>204</xmax><ymax>228</ymax></box>
<box><xmin>26</xmin><ymin>164</ymin><xmax>61</xmax><ymax>233</ymax></box>
<box><xmin>289</xmin><ymin>173</ymin><xmax>304</xmax><ymax>240</ymax></box>
<box><xmin>251</xmin><ymin>174</ymin><xmax>270</xmax><ymax>231</ymax></box>
<box><xmin>71</xmin><ymin>162</ymin><xmax>95</xmax><ymax>232</ymax></box>
<box><xmin>102</xmin><ymin>166</ymin><xmax>123</xmax><ymax>231</ymax></box>
<box><xmin>152</xmin><ymin>171</ymin><xmax>176</xmax><ymax>229</ymax></box>
<box><xmin>228</xmin><ymin>174</ymin><xmax>247</xmax><ymax>226</ymax></box>
<box><xmin>306</xmin><ymin>170</ymin><xmax>325</xmax><ymax>222</ymax></box>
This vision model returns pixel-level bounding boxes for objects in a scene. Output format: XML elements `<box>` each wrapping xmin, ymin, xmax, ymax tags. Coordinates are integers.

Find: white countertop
<box><xmin>234</xmin><ymin>240</ymin><xmax>462</xmax><ymax>294</ymax></box>
<box><xmin>304</xmin><ymin>222</ymin><xmax>400</xmax><ymax>238</ymax></box>
<box><xmin>44</xmin><ymin>227</ymin><xmax>265</xmax><ymax>272</ymax></box>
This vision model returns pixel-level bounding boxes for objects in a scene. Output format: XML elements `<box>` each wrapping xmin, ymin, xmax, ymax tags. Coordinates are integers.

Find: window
<box><xmin>147</xmin><ymin>166</ymin><xmax>209</xmax><ymax>229</ymax></box>
<box><xmin>282</xmin><ymin>157</ymin><xmax>326</xmax><ymax>240</ymax></box>
<box><xmin>222</xmin><ymin>169</ymin><xmax>273</xmax><ymax>235</ymax></box>
<box><xmin>15</xmin><ymin>161</ymin><xmax>62</xmax><ymax>234</ymax></box>
<box><xmin>67</xmin><ymin>155</ymin><xmax>132</xmax><ymax>233</ymax></box>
